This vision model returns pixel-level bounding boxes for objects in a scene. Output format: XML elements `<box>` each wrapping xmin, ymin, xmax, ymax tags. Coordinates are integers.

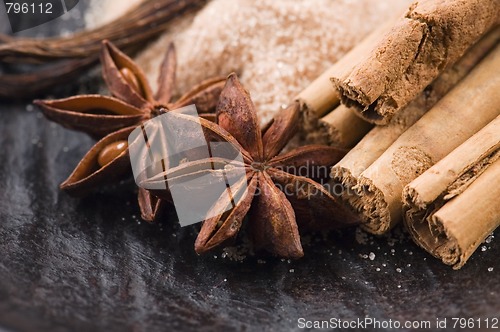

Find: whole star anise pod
<box><xmin>142</xmin><ymin>74</ymin><xmax>360</xmax><ymax>258</ymax></box>
<box><xmin>35</xmin><ymin>40</ymin><xmax>225</xmax><ymax>221</ymax></box>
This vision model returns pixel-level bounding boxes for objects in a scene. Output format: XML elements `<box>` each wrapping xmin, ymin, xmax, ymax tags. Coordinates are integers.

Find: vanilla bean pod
<box><xmin>0</xmin><ymin>0</ymin><xmax>206</xmax><ymax>99</ymax></box>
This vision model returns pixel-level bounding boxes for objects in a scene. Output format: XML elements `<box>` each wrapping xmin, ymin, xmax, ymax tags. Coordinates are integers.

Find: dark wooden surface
<box><xmin>1</xmin><ymin>4</ymin><xmax>499</xmax><ymax>332</ymax></box>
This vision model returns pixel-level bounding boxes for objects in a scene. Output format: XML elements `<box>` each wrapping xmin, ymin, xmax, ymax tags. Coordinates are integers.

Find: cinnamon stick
<box><xmin>331</xmin><ymin>0</ymin><xmax>499</xmax><ymax>124</ymax></box>
<box><xmin>403</xmin><ymin>116</ymin><xmax>500</xmax><ymax>269</ymax></box>
<box><xmin>297</xmin><ymin>19</ymin><xmax>397</xmax><ymax>137</ymax></box>
<box><xmin>344</xmin><ymin>45</ymin><xmax>500</xmax><ymax>235</ymax></box>
<box><xmin>330</xmin><ymin>27</ymin><xmax>499</xmax><ymax>224</ymax></box>
<box><xmin>314</xmin><ymin>105</ymin><xmax>373</xmax><ymax>148</ymax></box>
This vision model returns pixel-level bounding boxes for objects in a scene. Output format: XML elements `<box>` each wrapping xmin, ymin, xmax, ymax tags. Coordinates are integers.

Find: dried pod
<box><xmin>37</xmin><ymin>41</ymin><xmax>226</xmax><ymax>221</ymax></box>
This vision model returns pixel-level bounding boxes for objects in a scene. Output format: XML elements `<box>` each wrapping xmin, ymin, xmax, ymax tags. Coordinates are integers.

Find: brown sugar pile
<box><xmin>92</xmin><ymin>0</ymin><xmax>412</xmax><ymax>124</ymax></box>
<box><xmin>136</xmin><ymin>0</ymin><xmax>413</xmax><ymax>123</ymax></box>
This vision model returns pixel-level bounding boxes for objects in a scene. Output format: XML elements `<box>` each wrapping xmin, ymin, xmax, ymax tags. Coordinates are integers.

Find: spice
<box><xmin>346</xmin><ymin>45</ymin><xmax>500</xmax><ymax>235</ymax></box>
<box><xmin>298</xmin><ymin>19</ymin><xmax>399</xmax><ymax>147</ymax></box>
<box><xmin>314</xmin><ymin>105</ymin><xmax>373</xmax><ymax>148</ymax></box>
<box><xmin>35</xmin><ymin>40</ymin><xmax>225</xmax><ymax>221</ymax></box>
<box><xmin>403</xmin><ymin>116</ymin><xmax>500</xmax><ymax>269</ymax></box>
<box><xmin>297</xmin><ymin>18</ymin><xmax>397</xmax><ymax>132</ymax></box>
<box><xmin>330</xmin><ymin>28</ymin><xmax>500</xmax><ymax>234</ymax></box>
<box><xmin>136</xmin><ymin>0</ymin><xmax>413</xmax><ymax>124</ymax></box>
<box><xmin>331</xmin><ymin>0</ymin><xmax>499</xmax><ymax>124</ymax></box>
<box><xmin>0</xmin><ymin>0</ymin><xmax>205</xmax><ymax>99</ymax></box>
<box><xmin>142</xmin><ymin>74</ymin><xmax>360</xmax><ymax>258</ymax></box>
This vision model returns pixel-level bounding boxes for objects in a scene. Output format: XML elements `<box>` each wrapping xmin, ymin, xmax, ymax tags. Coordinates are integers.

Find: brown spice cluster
<box><xmin>36</xmin><ymin>40</ymin><xmax>225</xmax><ymax>222</ymax></box>
<box><xmin>36</xmin><ymin>42</ymin><xmax>359</xmax><ymax>258</ymax></box>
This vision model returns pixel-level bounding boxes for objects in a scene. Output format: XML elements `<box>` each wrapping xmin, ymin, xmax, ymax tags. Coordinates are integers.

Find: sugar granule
<box><xmin>485</xmin><ymin>233</ymin><xmax>494</xmax><ymax>244</ymax></box>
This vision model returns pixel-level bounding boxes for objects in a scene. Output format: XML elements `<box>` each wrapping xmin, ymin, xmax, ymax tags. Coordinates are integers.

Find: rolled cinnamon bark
<box><xmin>331</xmin><ymin>0</ymin><xmax>499</xmax><ymax>124</ymax></box>
<box><xmin>330</xmin><ymin>28</ymin><xmax>499</xmax><ymax>222</ymax></box>
<box><xmin>403</xmin><ymin>116</ymin><xmax>500</xmax><ymax>269</ymax></box>
<box><xmin>349</xmin><ymin>45</ymin><xmax>500</xmax><ymax>234</ymax></box>
<box><xmin>297</xmin><ymin>19</ymin><xmax>397</xmax><ymax>138</ymax></box>
<box><xmin>316</xmin><ymin>105</ymin><xmax>373</xmax><ymax>148</ymax></box>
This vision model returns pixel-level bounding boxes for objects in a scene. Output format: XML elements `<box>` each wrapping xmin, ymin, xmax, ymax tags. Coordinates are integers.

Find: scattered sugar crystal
<box><xmin>481</xmin><ymin>246</ymin><xmax>487</xmax><ymax>252</ymax></box>
<box><xmin>369</xmin><ymin>252</ymin><xmax>375</xmax><ymax>261</ymax></box>
<box><xmin>376</xmin><ymin>268</ymin><xmax>381</xmax><ymax>272</ymax></box>
<box><xmin>488</xmin><ymin>267</ymin><xmax>494</xmax><ymax>272</ymax></box>
<box><xmin>289</xmin><ymin>269</ymin><xmax>295</xmax><ymax>273</ymax></box>
<box><xmin>485</xmin><ymin>234</ymin><xmax>494</xmax><ymax>244</ymax></box>
<box><xmin>396</xmin><ymin>268</ymin><xmax>402</xmax><ymax>273</ymax></box>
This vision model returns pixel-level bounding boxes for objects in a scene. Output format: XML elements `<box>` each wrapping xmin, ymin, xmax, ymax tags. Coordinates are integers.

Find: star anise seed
<box><xmin>142</xmin><ymin>73</ymin><xmax>361</xmax><ymax>258</ymax></box>
<box><xmin>35</xmin><ymin>40</ymin><xmax>225</xmax><ymax>222</ymax></box>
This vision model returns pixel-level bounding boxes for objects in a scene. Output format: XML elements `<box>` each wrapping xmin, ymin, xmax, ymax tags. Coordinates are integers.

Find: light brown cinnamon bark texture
<box><xmin>403</xmin><ymin>116</ymin><xmax>500</xmax><ymax>269</ymax></box>
<box><xmin>349</xmin><ymin>45</ymin><xmax>500</xmax><ymax>235</ymax></box>
<box><xmin>331</xmin><ymin>0</ymin><xmax>499</xmax><ymax>124</ymax></box>
<box><xmin>297</xmin><ymin>19</ymin><xmax>397</xmax><ymax>139</ymax></box>
<box><xmin>315</xmin><ymin>105</ymin><xmax>373</xmax><ymax>148</ymax></box>
<box><xmin>424</xmin><ymin>162</ymin><xmax>500</xmax><ymax>269</ymax></box>
<box><xmin>330</xmin><ymin>28</ymin><xmax>499</xmax><ymax>222</ymax></box>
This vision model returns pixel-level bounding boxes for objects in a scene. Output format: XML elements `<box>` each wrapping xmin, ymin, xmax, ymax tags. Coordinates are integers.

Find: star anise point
<box><xmin>143</xmin><ymin>74</ymin><xmax>360</xmax><ymax>258</ymax></box>
<box><xmin>37</xmin><ymin>41</ymin><xmax>226</xmax><ymax>221</ymax></box>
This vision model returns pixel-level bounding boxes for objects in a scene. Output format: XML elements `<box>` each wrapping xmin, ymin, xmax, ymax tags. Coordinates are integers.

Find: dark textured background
<box><xmin>0</xmin><ymin>3</ymin><xmax>499</xmax><ymax>332</ymax></box>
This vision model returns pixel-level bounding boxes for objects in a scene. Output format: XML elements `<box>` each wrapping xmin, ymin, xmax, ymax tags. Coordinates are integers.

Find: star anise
<box><xmin>142</xmin><ymin>74</ymin><xmax>360</xmax><ymax>258</ymax></box>
<box><xmin>35</xmin><ymin>40</ymin><xmax>225</xmax><ymax>221</ymax></box>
